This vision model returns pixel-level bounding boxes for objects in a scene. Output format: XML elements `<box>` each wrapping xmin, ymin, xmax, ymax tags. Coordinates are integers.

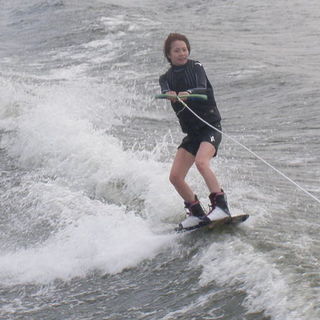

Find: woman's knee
<box><xmin>195</xmin><ymin>158</ymin><xmax>209</xmax><ymax>173</ymax></box>
<box><xmin>169</xmin><ymin>171</ymin><xmax>183</xmax><ymax>186</ymax></box>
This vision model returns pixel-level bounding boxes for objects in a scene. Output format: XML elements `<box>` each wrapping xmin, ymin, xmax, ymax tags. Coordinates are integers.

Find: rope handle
<box><xmin>155</xmin><ymin>93</ymin><xmax>208</xmax><ymax>101</ymax></box>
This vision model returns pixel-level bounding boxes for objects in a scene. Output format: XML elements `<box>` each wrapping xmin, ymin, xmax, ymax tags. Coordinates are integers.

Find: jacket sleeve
<box><xmin>159</xmin><ymin>73</ymin><xmax>171</xmax><ymax>93</ymax></box>
<box><xmin>188</xmin><ymin>62</ymin><xmax>208</xmax><ymax>94</ymax></box>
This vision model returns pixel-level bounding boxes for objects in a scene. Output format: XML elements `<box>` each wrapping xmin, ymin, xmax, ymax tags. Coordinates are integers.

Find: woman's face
<box><xmin>168</xmin><ymin>40</ymin><xmax>189</xmax><ymax>66</ymax></box>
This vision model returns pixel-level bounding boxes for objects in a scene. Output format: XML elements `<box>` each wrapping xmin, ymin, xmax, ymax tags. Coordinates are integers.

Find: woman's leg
<box><xmin>195</xmin><ymin>141</ymin><xmax>231</xmax><ymax>218</ymax></box>
<box><xmin>194</xmin><ymin>141</ymin><xmax>221</xmax><ymax>193</ymax></box>
<box><xmin>169</xmin><ymin>148</ymin><xmax>195</xmax><ymax>203</ymax></box>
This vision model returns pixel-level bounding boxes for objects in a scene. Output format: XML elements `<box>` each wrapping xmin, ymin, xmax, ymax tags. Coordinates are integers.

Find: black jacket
<box><xmin>159</xmin><ymin>59</ymin><xmax>221</xmax><ymax>134</ymax></box>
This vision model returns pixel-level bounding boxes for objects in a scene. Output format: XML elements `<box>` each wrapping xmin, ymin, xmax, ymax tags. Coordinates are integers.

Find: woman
<box><xmin>159</xmin><ymin>33</ymin><xmax>230</xmax><ymax>229</ymax></box>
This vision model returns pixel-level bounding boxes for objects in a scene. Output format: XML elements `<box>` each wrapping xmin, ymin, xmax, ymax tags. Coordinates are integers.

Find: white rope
<box><xmin>176</xmin><ymin>96</ymin><xmax>320</xmax><ymax>205</ymax></box>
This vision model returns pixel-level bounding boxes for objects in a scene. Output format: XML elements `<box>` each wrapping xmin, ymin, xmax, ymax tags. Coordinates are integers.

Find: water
<box><xmin>0</xmin><ymin>0</ymin><xmax>320</xmax><ymax>319</ymax></box>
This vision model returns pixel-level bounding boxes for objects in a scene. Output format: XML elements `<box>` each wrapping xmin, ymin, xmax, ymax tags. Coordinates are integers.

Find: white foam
<box><xmin>0</xmin><ymin>77</ymin><xmax>32</xmax><ymax>130</ymax></box>
<box><xmin>0</xmin><ymin>75</ymin><xmax>179</xmax><ymax>284</ymax></box>
<box><xmin>83</xmin><ymin>38</ymin><xmax>114</xmax><ymax>49</ymax></box>
<box><xmin>1</xmin><ymin>75</ymin><xmax>180</xmax><ymax>216</ymax></box>
<box><xmin>0</xmin><ymin>194</ymin><xmax>174</xmax><ymax>285</ymax></box>
<box><xmin>48</xmin><ymin>64</ymin><xmax>90</xmax><ymax>80</ymax></box>
<box><xmin>196</xmin><ymin>237</ymin><xmax>311</xmax><ymax>320</ymax></box>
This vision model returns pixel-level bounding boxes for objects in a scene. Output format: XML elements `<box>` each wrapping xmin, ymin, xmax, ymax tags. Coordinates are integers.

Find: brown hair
<box><xmin>163</xmin><ymin>33</ymin><xmax>191</xmax><ymax>63</ymax></box>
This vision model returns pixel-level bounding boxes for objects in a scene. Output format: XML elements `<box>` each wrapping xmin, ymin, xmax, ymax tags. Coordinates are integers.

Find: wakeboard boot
<box><xmin>178</xmin><ymin>195</ymin><xmax>210</xmax><ymax>230</ymax></box>
<box><xmin>206</xmin><ymin>190</ymin><xmax>231</xmax><ymax>222</ymax></box>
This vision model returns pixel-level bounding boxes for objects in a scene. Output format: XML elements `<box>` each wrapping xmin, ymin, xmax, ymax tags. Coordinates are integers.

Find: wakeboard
<box><xmin>175</xmin><ymin>214</ymin><xmax>249</xmax><ymax>233</ymax></box>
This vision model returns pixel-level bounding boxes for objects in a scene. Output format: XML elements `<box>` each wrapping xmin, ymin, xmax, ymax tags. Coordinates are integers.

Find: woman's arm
<box><xmin>188</xmin><ymin>62</ymin><xmax>208</xmax><ymax>94</ymax></box>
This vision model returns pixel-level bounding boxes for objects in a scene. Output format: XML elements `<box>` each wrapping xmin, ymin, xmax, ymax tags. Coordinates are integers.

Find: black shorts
<box><xmin>178</xmin><ymin>123</ymin><xmax>222</xmax><ymax>157</ymax></box>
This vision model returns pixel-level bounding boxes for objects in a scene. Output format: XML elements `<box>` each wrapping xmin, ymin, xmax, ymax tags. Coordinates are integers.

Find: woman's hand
<box><xmin>167</xmin><ymin>91</ymin><xmax>177</xmax><ymax>101</ymax></box>
<box><xmin>178</xmin><ymin>91</ymin><xmax>190</xmax><ymax>101</ymax></box>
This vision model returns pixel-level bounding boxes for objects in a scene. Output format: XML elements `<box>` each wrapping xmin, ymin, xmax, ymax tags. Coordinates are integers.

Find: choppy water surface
<box><xmin>0</xmin><ymin>0</ymin><xmax>319</xmax><ymax>319</ymax></box>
